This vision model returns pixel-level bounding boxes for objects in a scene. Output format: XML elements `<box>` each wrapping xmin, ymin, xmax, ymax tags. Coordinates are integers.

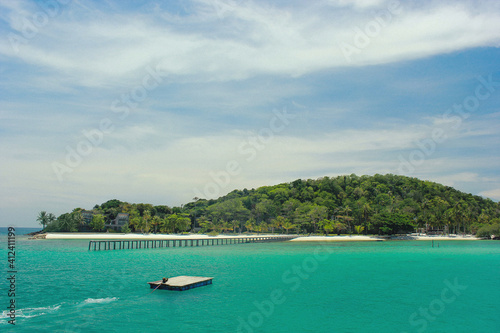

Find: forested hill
<box><xmin>183</xmin><ymin>174</ymin><xmax>499</xmax><ymax>235</ymax></box>
<box><xmin>43</xmin><ymin>174</ymin><xmax>500</xmax><ymax>235</ymax></box>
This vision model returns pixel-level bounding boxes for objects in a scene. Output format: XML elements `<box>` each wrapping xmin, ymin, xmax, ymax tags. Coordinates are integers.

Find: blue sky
<box><xmin>1</xmin><ymin>0</ymin><xmax>499</xmax><ymax>227</ymax></box>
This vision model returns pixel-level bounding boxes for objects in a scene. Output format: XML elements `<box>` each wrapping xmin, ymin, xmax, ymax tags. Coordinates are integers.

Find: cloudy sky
<box><xmin>1</xmin><ymin>0</ymin><xmax>499</xmax><ymax>227</ymax></box>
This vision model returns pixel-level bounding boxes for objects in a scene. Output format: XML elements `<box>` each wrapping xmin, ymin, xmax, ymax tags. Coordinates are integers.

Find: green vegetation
<box><xmin>121</xmin><ymin>223</ymin><xmax>131</xmax><ymax>233</ymax></box>
<box><xmin>39</xmin><ymin>174</ymin><xmax>500</xmax><ymax>236</ymax></box>
<box><xmin>475</xmin><ymin>220</ymin><xmax>500</xmax><ymax>239</ymax></box>
<box><xmin>36</xmin><ymin>211</ymin><xmax>56</xmax><ymax>229</ymax></box>
<box><xmin>89</xmin><ymin>214</ymin><xmax>105</xmax><ymax>232</ymax></box>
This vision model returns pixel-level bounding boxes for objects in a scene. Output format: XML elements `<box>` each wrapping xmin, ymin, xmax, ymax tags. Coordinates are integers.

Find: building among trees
<box><xmin>81</xmin><ymin>210</ymin><xmax>94</xmax><ymax>224</ymax></box>
<box><xmin>105</xmin><ymin>213</ymin><xmax>129</xmax><ymax>231</ymax></box>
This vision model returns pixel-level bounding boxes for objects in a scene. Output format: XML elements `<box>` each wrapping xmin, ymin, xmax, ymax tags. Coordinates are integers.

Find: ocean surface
<box><xmin>0</xmin><ymin>227</ymin><xmax>42</xmax><ymax>236</ymax></box>
<box><xmin>1</xmin><ymin>234</ymin><xmax>499</xmax><ymax>332</ymax></box>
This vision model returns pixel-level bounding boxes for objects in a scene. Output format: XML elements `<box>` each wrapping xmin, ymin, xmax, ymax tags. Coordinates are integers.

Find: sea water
<box><xmin>1</xmin><ymin>236</ymin><xmax>499</xmax><ymax>332</ymax></box>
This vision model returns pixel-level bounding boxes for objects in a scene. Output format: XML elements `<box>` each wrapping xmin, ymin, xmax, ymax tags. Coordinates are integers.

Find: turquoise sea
<box><xmin>1</xmin><ymin>233</ymin><xmax>499</xmax><ymax>332</ymax></box>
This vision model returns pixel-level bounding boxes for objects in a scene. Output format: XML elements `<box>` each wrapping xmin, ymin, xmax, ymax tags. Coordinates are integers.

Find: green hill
<box><xmin>43</xmin><ymin>174</ymin><xmax>500</xmax><ymax>236</ymax></box>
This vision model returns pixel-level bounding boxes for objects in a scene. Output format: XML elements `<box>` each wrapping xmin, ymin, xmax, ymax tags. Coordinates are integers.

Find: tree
<box><xmin>308</xmin><ymin>205</ymin><xmax>328</xmax><ymax>234</ymax></box>
<box><xmin>332</xmin><ymin>221</ymin><xmax>347</xmax><ymax>235</ymax></box>
<box><xmin>372</xmin><ymin>212</ymin><xmax>414</xmax><ymax>235</ymax></box>
<box><xmin>362</xmin><ymin>203</ymin><xmax>372</xmax><ymax>227</ymax></box>
<box><xmin>280</xmin><ymin>218</ymin><xmax>296</xmax><ymax>234</ymax></box>
<box><xmin>151</xmin><ymin>216</ymin><xmax>162</xmax><ymax>234</ymax></box>
<box><xmin>89</xmin><ymin>214</ymin><xmax>105</xmax><ymax>232</ymax></box>
<box><xmin>254</xmin><ymin>222</ymin><xmax>268</xmax><ymax>234</ymax></box>
<box><xmin>319</xmin><ymin>219</ymin><xmax>334</xmax><ymax>235</ymax></box>
<box><xmin>37</xmin><ymin>211</ymin><xmax>55</xmax><ymax>229</ymax></box>
<box><xmin>245</xmin><ymin>218</ymin><xmax>256</xmax><ymax>233</ymax></box>
<box><xmin>176</xmin><ymin>214</ymin><xmax>192</xmax><ymax>233</ymax></box>
<box><xmin>230</xmin><ymin>219</ymin><xmax>240</xmax><ymax>233</ymax></box>
<box><xmin>57</xmin><ymin>212</ymin><xmax>79</xmax><ymax>232</ymax></box>
<box><xmin>34</xmin><ymin>174</ymin><xmax>500</xmax><ymax>237</ymax></box>
<box><xmin>138</xmin><ymin>209</ymin><xmax>151</xmax><ymax>233</ymax></box>
<box><xmin>206</xmin><ymin>199</ymin><xmax>249</xmax><ymax>231</ymax></box>
<box><xmin>337</xmin><ymin>205</ymin><xmax>353</xmax><ymax>234</ymax></box>
<box><xmin>255</xmin><ymin>199</ymin><xmax>277</xmax><ymax>223</ymax></box>
<box><xmin>197</xmin><ymin>216</ymin><xmax>210</xmax><ymax>233</ymax></box>
<box><xmin>271</xmin><ymin>216</ymin><xmax>288</xmax><ymax>233</ymax></box>
<box><xmin>160</xmin><ymin>215</ymin><xmax>174</xmax><ymax>233</ymax></box>
<box><xmin>129</xmin><ymin>216</ymin><xmax>141</xmax><ymax>233</ymax></box>
<box><xmin>121</xmin><ymin>223</ymin><xmax>131</xmax><ymax>233</ymax></box>
<box><xmin>354</xmin><ymin>225</ymin><xmax>365</xmax><ymax>235</ymax></box>
<box><xmin>268</xmin><ymin>217</ymin><xmax>281</xmax><ymax>234</ymax></box>
<box><xmin>476</xmin><ymin>223</ymin><xmax>500</xmax><ymax>238</ymax></box>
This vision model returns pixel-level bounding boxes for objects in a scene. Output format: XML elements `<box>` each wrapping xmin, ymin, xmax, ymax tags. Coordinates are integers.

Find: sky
<box><xmin>1</xmin><ymin>0</ymin><xmax>499</xmax><ymax>227</ymax></box>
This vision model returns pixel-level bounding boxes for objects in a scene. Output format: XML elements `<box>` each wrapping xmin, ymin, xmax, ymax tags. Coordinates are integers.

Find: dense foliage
<box><xmin>41</xmin><ymin>174</ymin><xmax>500</xmax><ymax>236</ymax></box>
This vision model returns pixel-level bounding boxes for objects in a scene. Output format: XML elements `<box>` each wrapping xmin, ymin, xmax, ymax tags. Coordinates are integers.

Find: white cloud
<box><xmin>1</xmin><ymin>1</ymin><xmax>499</xmax><ymax>88</ymax></box>
<box><xmin>326</xmin><ymin>0</ymin><xmax>391</xmax><ymax>10</ymax></box>
<box><xmin>479</xmin><ymin>188</ymin><xmax>500</xmax><ymax>201</ymax></box>
<box><xmin>1</xmin><ymin>0</ymin><xmax>499</xmax><ymax>227</ymax></box>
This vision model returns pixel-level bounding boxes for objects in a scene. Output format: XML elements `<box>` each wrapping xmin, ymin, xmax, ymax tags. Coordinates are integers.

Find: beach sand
<box><xmin>38</xmin><ymin>233</ymin><xmax>480</xmax><ymax>241</ymax></box>
<box><xmin>290</xmin><ymin>235</ymin><xmax>384</xmax><ymax>241</ymax></box>
<box><xmin>406</xmin><ymin>235</ymin><xmax>479</xmax><ymax>241</ymax></box>
<box><xmin>43</xmin><ymin>233</ymin><xmax>291</xmax><ymax>240</ymax></box>
<box><xmin>291</xmin><ymin>235</ymin><xmax>479</xmax><ymax>241</ymax></box>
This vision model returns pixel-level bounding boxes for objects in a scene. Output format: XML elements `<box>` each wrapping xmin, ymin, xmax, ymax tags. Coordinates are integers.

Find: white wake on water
<box><xmin>82</xmin><ymin>297</ymin><xmax>119</xmax><ymax>305</ymax></box>
<box><xmin>0</xmin><ymin>297</ymin><xmax>119</xmax><ymax>324</ymax></box>
<box><xmin>1</xmin><ymin>304</ymin><xmax>62</xmax><ymax>321</ymax></box>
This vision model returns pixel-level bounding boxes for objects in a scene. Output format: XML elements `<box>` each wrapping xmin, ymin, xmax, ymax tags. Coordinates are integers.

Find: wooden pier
<box><xmin>88</xmin><ymin>235</ymin><xmax>297</xmax><ymax>251</ymax></box>
<box><xmin>148</xmin><ymin>276</ymin><xmax>213</xmax><ymax>291</ymax></box>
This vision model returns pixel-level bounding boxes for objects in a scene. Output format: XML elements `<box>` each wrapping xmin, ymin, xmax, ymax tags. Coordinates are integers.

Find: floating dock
<box><xmin>88</xmin><ymin>235</ymin><xmax>296</xmax><ymax>251</ymax></box>
<box><xmin>148</xmin><ymin>276</ymin><xmax>213</xmax><ymax>291</ymax></box>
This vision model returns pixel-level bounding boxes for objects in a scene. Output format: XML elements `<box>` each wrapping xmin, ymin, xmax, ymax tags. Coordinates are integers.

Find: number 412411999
<box><xmin>8</xmin><ymin>227</ymin><xmax>15</xmax><ymax>270</ymax></box>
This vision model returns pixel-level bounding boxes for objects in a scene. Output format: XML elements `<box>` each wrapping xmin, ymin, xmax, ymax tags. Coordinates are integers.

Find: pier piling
<box><xmin>88</xmin><ymin>235</ymin><xmax>296</xmax><ymax>251</ymax></box>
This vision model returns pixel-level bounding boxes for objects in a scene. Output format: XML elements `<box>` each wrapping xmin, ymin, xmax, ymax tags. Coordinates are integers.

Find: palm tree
<box><xmin>151</xmin><ymin>216</ymin><xmax>161</xmax><ymax>233</ymax></box>
<box><xmin>254</xmin><ymin>222</ymin><xmax>268</xmax><ymax>234</ymax></box>
<box><xmin>245</xmin><ymin>218</ymin><xmax>255</xmax><ymax>233</ymax></box>
<box><xmin>354</xmin><ymin>225</ymin><xmax>365</xmax><ymax>235</ymax></box>
<box><xmin>362</xmin><ymin>203</ymin><xmax>372</xmax><ymax>232</ymax></box>
<box><xmin>37</xmin><ymin>211</ymin><xmax>49</xmax><ymax>229</ymax></box>
<box><xmin>222</xmin><ymin>221</ymin><xmax>233</xmax><ymax>233</ymax></box>
<box><xmin>451</xmin><ymin>204</ymin><xmax>463</xmax><ymax>235</ymax></box>
<box><xmin>421</xmin><ymin>199</ymin><xmax>431</xmax><ymax>232</ymax></box>
<box><xmin>47</xmin><ymin>213</ymin><xmax>56</xmax><ymax>226</ymax></box>
<box><xmin>268</xmin><ymin>218</ymin><xmax>279</xmax><ymax>234</ymax></box>
<box><xmin>341</xmin><ymin>205</ymin><xmax>353</xmax><ymax>234</ymax></box>
<box><xmin>142</xmin><ymin>210</ymin><xmax>151</xmax><ymax>233</ymax></box>
<box><xmin>281</xmin><ymin>219</ymin><xmax>296</xmax><ymax>234</ymax></box>
<box><xmin>197</xmin><ymin>216</ymin><xmax>210</xmax><ymax>233</ymax></box>
<box><xmin>230</xmin><ymin>219</ymin><xmax>239</xmax><ymax>233</ymax></box>
<box><xmin>321</xmin><ymin>219</ymin><xmax>334</xmax><ymax>235</ymax></box>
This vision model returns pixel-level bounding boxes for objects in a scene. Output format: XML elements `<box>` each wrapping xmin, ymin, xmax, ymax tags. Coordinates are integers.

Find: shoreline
<box><xmin>42</xmin><ymin>233</ymin><xmax>294</xmax><ymax>240</ymax></box>
<box><xmin>36</xmin><ymin>233</ymin><xmax>481</xmax><ymax>241</ymax></box>
<box><xmin>291</xmin><ymin>235</ymin><xmax>480</xmax><ymax>241</ymax></box>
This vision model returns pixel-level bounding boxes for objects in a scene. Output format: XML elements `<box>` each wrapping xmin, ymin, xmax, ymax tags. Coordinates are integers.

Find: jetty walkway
<box><xmin>88</xmin><ymin>235</ymin><xmax>296</xmax><ymax>251</ymax></box>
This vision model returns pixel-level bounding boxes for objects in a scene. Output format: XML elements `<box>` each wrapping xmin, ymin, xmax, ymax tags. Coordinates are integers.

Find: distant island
<box><xmin>36</xmin><ymin>174</ymin><xmax>500</xmax><ymax>239</ymax></box>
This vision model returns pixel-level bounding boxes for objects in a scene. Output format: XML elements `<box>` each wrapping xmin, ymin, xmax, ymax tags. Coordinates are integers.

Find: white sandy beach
<box><xmin>404</xmin><ymin>235</ymin><xmax>479</xmax><ymax>241</ymax></box>
<box><xmin>290</xmin><ymin>235</ymin><xmax>384</xmax><ymax>241</ymax></box>
<box><xmin>291</xmin><ymin>235</ymin><xmax>479</xmax><ymax>241</ymax></box>
<box><xmin>39</xmin><ymin>233</ymin><xmax>480</xmax><ymax>241</ymax></box>
<box><xmin>42</xmin><ymin>233</ymin><xmax>293</xmax><ymax>240</ymax></box>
